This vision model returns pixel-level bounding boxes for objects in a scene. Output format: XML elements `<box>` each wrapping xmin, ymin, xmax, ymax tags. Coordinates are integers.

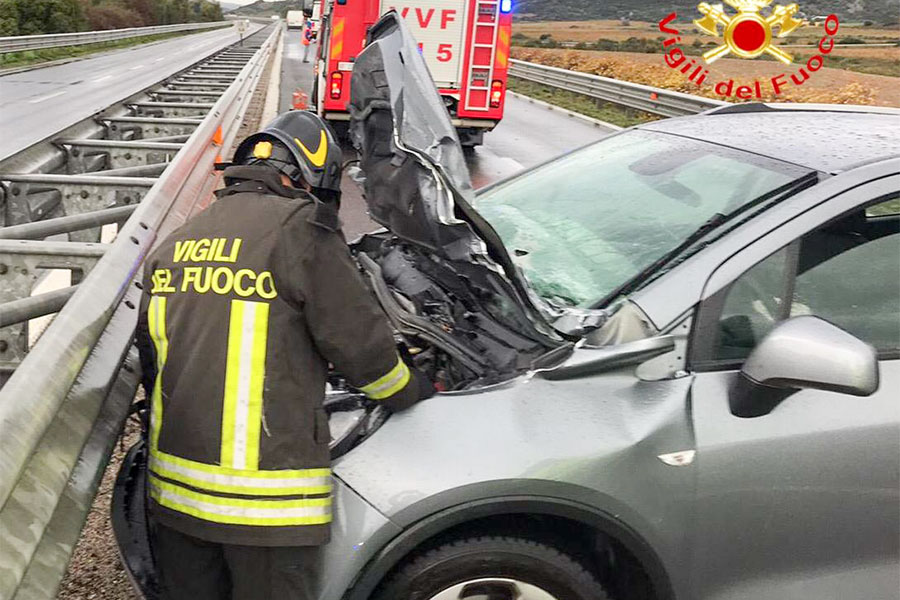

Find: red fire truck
<box><xmin>315</xmin><ymin>0</ymin><xmax>513</xmax><ymax>146</ymax></box>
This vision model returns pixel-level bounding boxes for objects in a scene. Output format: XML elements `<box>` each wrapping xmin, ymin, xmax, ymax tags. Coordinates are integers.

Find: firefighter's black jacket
<box><xmin>135</xmin><ymin>165</ymin><xmax>426</xmax><ymax>547</ymax></box>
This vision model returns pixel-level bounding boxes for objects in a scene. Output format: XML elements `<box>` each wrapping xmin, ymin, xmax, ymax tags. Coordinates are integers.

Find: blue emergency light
<box><xmin>500</xmin><ymin>0</ymin><xmax>513</xmax><ymax>13</ymax></box>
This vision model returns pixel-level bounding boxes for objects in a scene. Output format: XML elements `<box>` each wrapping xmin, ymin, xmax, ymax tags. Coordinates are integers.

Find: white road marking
<box><xmin>477</xmin><ymin>145</ymin><xmax>524</xmax><ymax>171</ymax></box>
<box><xmin>29</xmin><ymin>90</ymin><xmax>66</xmax><ymax>104</ymax></box>
<box><xmin>154</xmin><ymin>57</ymin><xmax>166</xmax><ymax>63</ymax></box>
<box><xmin>93</xmin><ymin>75</ymin><xmax>113</xmax><ymax>83</ymax></box>
<box><xmin>129</xmin><ymin>64</ymin><xmax>144</xmax><ymax>71</ymax></box>
<box><xmin>28</xmin><ymin>268</ymin><xmax>71</xmax><ymax>346</ymax></box>
<box><xmin>101</xmin><ymin>223</ymin><xmax>118</xmax><ymax>244</ymax></box>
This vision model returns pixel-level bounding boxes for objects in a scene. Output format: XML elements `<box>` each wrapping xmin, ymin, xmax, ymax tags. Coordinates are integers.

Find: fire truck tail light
<box><xmin>330</xmin><ymin>72</ymin><xmax>344</xmax><ymax>100</ymax></box>
<box><xmin>500</xmin><ymin>0</ymin><xmax>513</xmax><ymax>13</ymax></box>
<box><xmin>490</xmin><ymin>80</ymin><xmax>504</xmax><ymax>108</ymax></box>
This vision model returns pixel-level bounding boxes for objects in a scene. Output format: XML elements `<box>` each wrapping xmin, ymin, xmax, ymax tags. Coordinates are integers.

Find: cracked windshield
<box><xmin>476</xmin><ymin>129</ymin><xmax>808</xmax><ymax>307</ymax></box>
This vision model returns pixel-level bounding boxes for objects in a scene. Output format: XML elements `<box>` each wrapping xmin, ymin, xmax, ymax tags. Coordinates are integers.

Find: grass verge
<box><xmin>508</xmin><ymin>77</ymin><xmax>658</xmax><ymax>128</ymax></box>
<box><xmin>0</xmin><ymin>26</ymin><xmax>229</xmax><ymax>71</ymax></box>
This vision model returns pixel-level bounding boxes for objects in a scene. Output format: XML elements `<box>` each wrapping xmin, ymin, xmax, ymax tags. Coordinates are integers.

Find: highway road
<box><xmin>277</xmin><ymin>32</ymin><xmax>617</xmax><ymax>237</ymax></box>
<box><xmin>0</xmin><ymin>23</ymin><xmax>263</xmax><ymax>161</ymax></box>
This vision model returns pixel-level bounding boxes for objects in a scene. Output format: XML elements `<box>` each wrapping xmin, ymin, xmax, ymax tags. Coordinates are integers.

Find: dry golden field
<box><xmin>511</xmin><ymin>47</ymin><xmax>899</xmax><ymax>106</ymax></box>
<box><xmin>511</xmin><ymin>16</ymin><xmax>899</xmax><ymax>106</ymax></box>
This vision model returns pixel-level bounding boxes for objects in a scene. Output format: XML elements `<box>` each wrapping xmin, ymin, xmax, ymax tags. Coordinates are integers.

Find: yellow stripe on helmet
<box><xmin>294</xmin><ymin>130</ymin><xmax>328</xmax><ymax>168</ymax></box>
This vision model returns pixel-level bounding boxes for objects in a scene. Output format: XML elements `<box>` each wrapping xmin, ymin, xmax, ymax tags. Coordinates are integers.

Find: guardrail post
<box><xmin>0</xmin><ymin>242</ymin><xmax>104</xmax><ymax>375</ymax></box>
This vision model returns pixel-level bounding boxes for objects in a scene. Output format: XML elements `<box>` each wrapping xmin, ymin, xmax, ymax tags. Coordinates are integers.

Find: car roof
<box><xmin>639</xmin><ymin>104</ymin><xmax>900</xmax><ymax>175</ymax></box>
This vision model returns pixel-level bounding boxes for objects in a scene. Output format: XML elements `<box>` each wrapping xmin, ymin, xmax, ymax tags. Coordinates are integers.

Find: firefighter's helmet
<box><xmin>233</xmin><ymin>111</ymin><xmax>342</xmax><ymax>197</ymax></box>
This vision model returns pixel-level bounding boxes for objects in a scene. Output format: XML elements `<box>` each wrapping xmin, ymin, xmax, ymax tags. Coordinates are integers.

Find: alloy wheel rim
<box><xmin>427</xmin><ymin>577</ymin><xmax>560</xmax><ymax>600</ymax></box>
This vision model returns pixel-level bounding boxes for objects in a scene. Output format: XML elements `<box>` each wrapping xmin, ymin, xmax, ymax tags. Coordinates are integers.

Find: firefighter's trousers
<box><xmin>151</xmin><ymin>521</ymin><xmax>319</xmax><ymax>600</ymax></box>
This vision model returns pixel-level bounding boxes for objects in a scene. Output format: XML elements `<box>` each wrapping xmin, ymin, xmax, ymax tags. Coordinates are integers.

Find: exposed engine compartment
<box><xmin>326</xmin><ymin>234</ymin><xmax>572</xmax><ymax>458</ymax></box>
<box><xmin>354</xmin><ymin>232</ymin><xmax>570</xmax><ymax>391</ymax></box>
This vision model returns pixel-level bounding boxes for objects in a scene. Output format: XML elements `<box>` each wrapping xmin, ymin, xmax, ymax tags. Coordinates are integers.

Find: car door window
<box><xmin>714</xmin><ymin>195</ymin><xmax>900</xmax><ymax>361</ymax></box>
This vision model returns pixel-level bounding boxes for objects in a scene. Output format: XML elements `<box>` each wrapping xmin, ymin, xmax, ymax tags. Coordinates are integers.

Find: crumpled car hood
<box><xmin>348</xmin><ymin>12</ymin><xmax>485</xmax><ymax>263</ymax></box>
<box><xmin>348</xmin><ymin>12</ymin><xmax>608</xmax><ymax>337</ymax></box>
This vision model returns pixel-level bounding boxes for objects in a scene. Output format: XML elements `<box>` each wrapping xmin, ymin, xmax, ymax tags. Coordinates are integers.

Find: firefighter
<box><xmin>301</xmin><ymin>17</ymin><xmax>313</xmax><ymax>63</ymax></box>
<box><xmin>135</xmin><ymin>111</ymin><xmax>434</xmax><ymax>600</ymax></box>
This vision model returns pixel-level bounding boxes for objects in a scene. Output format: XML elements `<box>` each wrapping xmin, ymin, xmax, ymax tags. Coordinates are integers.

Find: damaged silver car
<box><xmin>114</xmin><ymin>12</ymin><xmax>900</xmax><ymax>600</ymax></box>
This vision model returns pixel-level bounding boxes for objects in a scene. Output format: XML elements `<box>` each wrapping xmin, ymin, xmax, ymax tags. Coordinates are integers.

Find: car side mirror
<box><xmin>731</xmin><ymin>315</ymin><xmax>879</xmax><ymax>417</ymax></box>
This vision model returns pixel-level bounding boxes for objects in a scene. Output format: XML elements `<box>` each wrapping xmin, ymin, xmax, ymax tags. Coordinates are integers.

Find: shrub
<box><xmin>0</xmin><ymin>0</ymin><xmax>19</xmax><ymax>35</ymax></box>
<box><xmin>9</xmin><ymin>0</ymin><xmax>86</xmax><ymax>35</ymax></box>
<box><xmin>85</xmin><ymin>5</ymin><xmax>146</xmax><ymax>30</ymax></box>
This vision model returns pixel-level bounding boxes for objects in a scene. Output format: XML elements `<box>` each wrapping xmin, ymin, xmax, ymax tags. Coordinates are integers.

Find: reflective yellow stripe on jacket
<box><xmin>221</xmin><ymin>299</ymin><xmax>269</xmax><ymax>470</ymax></box>
<box><xmin>149</xmin><ymin>476</ymin><xmax>332</xmax><ymax>527</ymax></box>
<box><xmin>148</xmin><ymin>295</ymin><xmax>169</xmax><ymax>452</ymax></box>
<box><xmin>147</xmin><ymin>296</ymin><xmax>332</xmax><ymax>527</ymax></box>
<box><xmin>359</xmin><ymin>355</ymin><xmax>411</xmax><ymax>400</ymax></box>
<box><xmin>149</xmin><ymin>451</ymin><xmax>332</xmax><ymax>497</ymax></box>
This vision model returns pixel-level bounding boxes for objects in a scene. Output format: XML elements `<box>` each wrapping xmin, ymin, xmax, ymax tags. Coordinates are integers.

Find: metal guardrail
<box><xmin>509</xmin><ymin>58</ymin><xmax>728</xmax><ymax>118</ymax></box>
<box><xmin>0</xmin><ymin>23</ymin><xmax>279</xmax><ymax>599</ymax></box>
<box><xmin>0</xmin><ymin>21</ymin><xmax>231</xmax><ymax>54</ymax></box>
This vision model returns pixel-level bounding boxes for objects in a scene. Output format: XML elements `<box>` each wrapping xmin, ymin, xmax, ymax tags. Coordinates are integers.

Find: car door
<box><xmin>687</xmin><ymin>175</ymin><xmax>900</xmax><ymax>600</ymax></box>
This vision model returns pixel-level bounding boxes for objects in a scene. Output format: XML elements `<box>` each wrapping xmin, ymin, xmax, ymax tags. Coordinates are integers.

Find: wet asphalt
<box><xmin>0</xmin><ymin>24</ymin><xmax>265</xmax><ymax>162</ymax></box>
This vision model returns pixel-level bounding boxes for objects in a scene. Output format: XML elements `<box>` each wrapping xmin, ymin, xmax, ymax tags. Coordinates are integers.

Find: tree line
<box><xmin>0</xmin><ymin>0</ymin><xmax>225</xmax><ymax>36</ymax></box>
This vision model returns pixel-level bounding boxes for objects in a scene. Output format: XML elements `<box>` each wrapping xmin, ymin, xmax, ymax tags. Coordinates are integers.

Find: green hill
<box><xmin>514</xmin><ymin>0</ymin><xmax>899</xmax><ymax>25</ymax></box>
<box><xmin>231</xmin><ymin>0</ymin><xmax>305</xmax><ymax>17</ymax></box>
<box><xmin>225</xmin><ymin>0</ymin><xmax>898</xmax><ymax>25</ymax></box>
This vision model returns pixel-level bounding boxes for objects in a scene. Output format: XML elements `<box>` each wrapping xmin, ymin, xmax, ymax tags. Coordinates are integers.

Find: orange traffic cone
<box><xmin>292</xmin><ymin>90</ymin><xmax>309</xmax><ymax>110</ymax></box>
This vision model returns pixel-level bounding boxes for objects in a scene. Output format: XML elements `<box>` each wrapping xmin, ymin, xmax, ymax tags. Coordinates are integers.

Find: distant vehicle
<box><xmin>286</xmin><ymin>9</ymin><xmax>305</xmax><ymax>29</ymax></box>
<box><xmin>314</xmin><ymin>0</ymin><xmax>513</xmax><ymax>146</ymax></box>
<box><xmin>271</xmin><ymin>14</ymin><xmax>279</xmax><ymax>21</ymax></box>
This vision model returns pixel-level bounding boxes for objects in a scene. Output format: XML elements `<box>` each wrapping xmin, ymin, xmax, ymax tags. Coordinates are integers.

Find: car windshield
<box><xmin>476</xmin><ymin>130</ymin><xmax>812</xmax><ymax>308</ymax></box>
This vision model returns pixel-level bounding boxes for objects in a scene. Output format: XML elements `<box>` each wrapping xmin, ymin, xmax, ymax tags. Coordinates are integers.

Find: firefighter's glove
<box><xmin>381</xmin><ymin>366</ymin><xmax>435</xmax><ymax>412</ymax></box>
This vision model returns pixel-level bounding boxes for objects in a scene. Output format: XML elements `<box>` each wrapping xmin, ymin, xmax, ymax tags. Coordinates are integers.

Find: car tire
<box><xmin>373</xmin><ymin>536</ymin><xmax>610</xmax><ymax>600</ymax></box>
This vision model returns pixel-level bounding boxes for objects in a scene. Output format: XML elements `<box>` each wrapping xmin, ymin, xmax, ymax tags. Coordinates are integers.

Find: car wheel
<box><xmin>374</xmin><ymin>536</ymin><xmax>610</xmax><ymax>600</ymax></box>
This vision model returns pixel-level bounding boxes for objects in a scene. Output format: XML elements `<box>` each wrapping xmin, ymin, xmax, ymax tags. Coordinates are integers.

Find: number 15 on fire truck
<box><xmin>315</xmin><ymin>0</ymin><xmax>513</xmax><ymax>147</ymax></box>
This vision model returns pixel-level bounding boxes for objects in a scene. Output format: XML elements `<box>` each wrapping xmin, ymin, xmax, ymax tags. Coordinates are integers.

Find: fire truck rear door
<box><xmin>379</xmin><ymin>0</ymin><xmax>468</xmax><ymax>89</ymax></box>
